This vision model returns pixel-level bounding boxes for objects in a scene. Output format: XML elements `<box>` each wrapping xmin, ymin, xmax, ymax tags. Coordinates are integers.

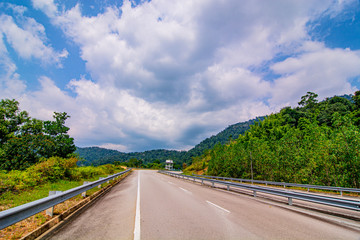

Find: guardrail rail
<box><xmin>0</xmin><ymin>169</ymin><xmax>131</xmax><ymax>229</ymax></box>
<box><xmin>192</xmin><ymin>174</ymin><xmax>360</xmax><ymax>196</ymax></box>
<box><xmin>159</xmin><ymin>171</ymin><xmax>360</xmax><ymax>211</ymax></box>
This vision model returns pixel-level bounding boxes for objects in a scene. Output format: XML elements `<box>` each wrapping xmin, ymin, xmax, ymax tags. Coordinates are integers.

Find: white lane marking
<box><xmin>168</xmin><ymin>181</ymin><xmax>174</xmax><ymax>185</ymax></box>
<box><xmin>206</xmin><ymin>200</ymin><xmax>230</xmax><ymax>213</ymax></box>
<box><xmin>134</xmin><ymin>172</ymin><xmax>141</xmax><ymax>240</ymax></box>
<box><xmin>179</xmin><ymin>187</ymin><xmax>192</xmax><ymax>194</ymax></box>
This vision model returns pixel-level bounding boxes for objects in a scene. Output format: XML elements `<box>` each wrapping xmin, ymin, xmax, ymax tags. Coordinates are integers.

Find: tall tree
<box><xmin>0</xmin><ymin>99</ymin><xmax>76</xmax><ymax>170</ymax></box>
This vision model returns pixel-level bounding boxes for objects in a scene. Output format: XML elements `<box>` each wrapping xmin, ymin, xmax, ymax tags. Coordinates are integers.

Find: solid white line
<box><xmin>206</xmin><ymin>200</ymin><xmax>230</xmax><ymax>213</ymax></box>
<box><xmin>134</xmin><ymin>172</ymin><xmax>141</xmax><ymax>240</ymax></box>
<box><xmin>179</xmin><ymin>187</ymin><xmax>191</xmax><ymax>194</ymax></box>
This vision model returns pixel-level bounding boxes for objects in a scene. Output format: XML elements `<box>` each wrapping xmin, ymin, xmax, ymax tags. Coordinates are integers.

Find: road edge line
<box><xmin>134</xmin><ymin>171</ymin><xmax>141</xmax><ymax>240</ymax></box>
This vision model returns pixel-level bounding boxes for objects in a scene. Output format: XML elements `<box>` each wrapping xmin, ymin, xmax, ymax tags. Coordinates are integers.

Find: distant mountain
<box><xmin>186</xmin><ymin>117</ymin><xmax>264</xmax><ymax>159</ymax></box>
<box><xmin>76</xmin><ymin>117</ymin><xmax>263</xmax><ymax>166</ymax></box>
<box><xmin>76</xmin><ymin>147</ymin><xmax>125</xmax><ymax>162</ymax></box>
<box><xmin>76</xmin><ymin>147</ymin><xmax>186</xmax><ymax>166</ymax></box>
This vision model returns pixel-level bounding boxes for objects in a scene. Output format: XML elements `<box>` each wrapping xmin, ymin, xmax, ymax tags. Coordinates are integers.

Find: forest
<box><xmin>0</xmin><ymin>99</ymin><xmax>76</xmax><ymax>171</ymax></box>
<box><xmin>193</xmin><ymin>92</ymin><xmax>360</xmax><ymax>188</ymax></box>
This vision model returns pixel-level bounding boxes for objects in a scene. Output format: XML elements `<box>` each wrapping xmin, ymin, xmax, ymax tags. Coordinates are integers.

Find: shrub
<box><xmin>75</xmin><ymin>166</ymin><xmax>103</xmax><ymax>179</ymax></box>
<box><xmin>28</xmin><ymin>157</ymin><xmax>78</xmax><ymax>182</ymax></box>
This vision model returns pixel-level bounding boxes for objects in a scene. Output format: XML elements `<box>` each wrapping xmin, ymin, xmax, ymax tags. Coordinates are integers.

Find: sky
<box><xmin>1</xmin><ymin>0</ymin><xmax>360</xmax><ymax>152</ymax></box>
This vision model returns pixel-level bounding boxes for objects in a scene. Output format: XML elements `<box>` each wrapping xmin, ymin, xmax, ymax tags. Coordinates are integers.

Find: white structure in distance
<box><xmin>165</xmin><ymin>160</ymin><xmax>174</xmax><ymax>170</ymax></box>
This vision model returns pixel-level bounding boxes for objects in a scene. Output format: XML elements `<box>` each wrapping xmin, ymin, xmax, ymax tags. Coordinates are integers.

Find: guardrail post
<box><xmin>82</xmin><ymin>182</ymin><xmax>90</xmax><ymax>197</ymax></box>
<box><xmin>107</xmin><ymin>176</ymin><xmax>110</xmax><ymax>184</ymax></box>
<box><xmin>340</xmin><ymin>191</ymin><xmax>343</xmax><ymax>197</ymax></box>
<box><xmin>288</xmin><ymin>197</ymin><xmax>293</xmax><ymax>206</ymax></box>
<box><xmin>98</xmin><ymin>177</ymin><xmax>105</xmax><ymax>188</ymax></box>
<box><xmin>227</xmin><ymin>185</ymin><xmax>230</xmax><ymax>191</ymax></box>
<box><xmin>201</xmin><ymin>180</ymin><xmax>204</xmax><ymax>185</ymax></box>
<box><xmin>46</xmin><ymin>191</ymin><xmax>62</xmax><ymax>217</ymax></box>
<box><xmin>212</xmin><ymin>182</ymin><xmax>214</xmax><ymax>188</ymax></box>
<box><xmin>253</xmin><ymin>190</ymin><xmax>257</xmax><ymax>197</ymax></box>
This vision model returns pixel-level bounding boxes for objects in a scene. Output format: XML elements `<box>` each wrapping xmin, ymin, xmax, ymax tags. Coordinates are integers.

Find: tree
<box><xmin>353</xmin><ymin>90</ymin><xmax>360</xmax><ymax>110</ymax></box>
<box><xmin>298</xmin><ymin>92</ymin><xmax>318</xmax><ymax>109</ymax></box>
<box><xmin>351</xmin><ymin>91</ymin><xmax>360</xmax><ymax>126</ymax></box>
<box><xmin>0</xmin><ymin>99</ymin><xmax>29</xmax><ymax>144</ymax></box>
<box><xmin>318</xmin><ymin>96</ymin><xmax>353</xmax><ymax>126</ymax></box>
<box><xmin>0</xmin><ymin>99</ymin><xmax>76</xmax><ymax>171</ymax></box>
<box><xmin>44</xmin><ymin>112</ymin><xmax>76</xmax><ymax>158</ymax></box>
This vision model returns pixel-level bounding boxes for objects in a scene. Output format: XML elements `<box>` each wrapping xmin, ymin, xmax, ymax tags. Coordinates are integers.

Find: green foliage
<box><xmin>0</xmin><ymin>99</ymin><xmax>76</xmax><ymax>170</ymax></box>
<box><xmin>203</xmin><ymin>92</ymin><xmax>360</xmax><ymax>188</ymax></box>
<box><xmin>298</xmin><ymin>91</ymin><xmax>318</xmax><ymax>109</ymax></box>
<box><xmin>0</xmin><ymin>157</ymin><xmax>125</xmax><ymax>197</ymax></box>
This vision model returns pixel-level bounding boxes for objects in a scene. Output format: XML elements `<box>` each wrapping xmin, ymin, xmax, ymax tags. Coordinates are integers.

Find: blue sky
<box><xmin>1</xmin><ymin>0</ymin><xmax>360</xmax><ymax>152</ymax></box>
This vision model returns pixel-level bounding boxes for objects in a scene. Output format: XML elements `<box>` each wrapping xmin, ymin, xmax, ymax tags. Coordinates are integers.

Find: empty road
<box><xmin>49</xmin><ymin>170</ymin><xmax>360</xmax><ymax>240</ymax></box>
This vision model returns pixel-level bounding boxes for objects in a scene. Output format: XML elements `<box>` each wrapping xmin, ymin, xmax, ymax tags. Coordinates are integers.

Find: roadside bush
<box><xmin>0</xmin><ymin>170</ymin><xmax>17</xmax><ymax>194</ymax></box>
<box><xmin>75</xmin><ymin>166</ymin><xmax>104</xmax><ymax>179</ymax></box>
<box><xmin>28</xmin><ymin>157</ymin><xmax>78</xmax><ymax>182</ymax></box>
<box><xmin>99</xmin><ymin>164</ymin><xmax>116</xmax><ymax>174</ymax></box>
<box><xmin>0</xmin><ymin>157</ymin><xmax>126</xmax><ymax>198</ymax></box>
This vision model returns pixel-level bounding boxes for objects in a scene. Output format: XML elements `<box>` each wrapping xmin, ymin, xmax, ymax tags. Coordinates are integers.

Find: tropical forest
<box><xmin>186</xmin><ymin>92</ymin><xmax>360</xmax><ymax>189</ymax></box>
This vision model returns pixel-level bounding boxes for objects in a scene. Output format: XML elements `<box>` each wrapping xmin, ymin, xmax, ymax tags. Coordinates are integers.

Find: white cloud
<box><xmin>0</xmin><ymin>14</ymin><xmax>67</xmax><ymax>66</ymax></box>
<box><xmin>270</xmin><ymin>44</ymin><xmax>360</xmax><ymax>106</ymax></box>
<box><xmin>20</xmin><ymin>76</ymin><xmax>75</xmax><ymax>119</ymax></box>
<box><xmin>10</xmin><ymin>0</ymin><xmax>360</xmax><ymax>151</ymax></box>
<box><xmin>50</xmin><ymin>0</ymin><xmax>336</xmax><ymax>106</ymax></box>
<box><xmin>31</xmin><ymin>0</ymin><xmax>58</xmax><ymax>18</ymax></box>
<box><xmin>0</xmin><ymin>31</ymin><xmax>26</xmax><ymax>98</ymax></box>
<box><xmin>97</xmin><ymin>143</ymin><xmax>129</xmax><ymax>152</ymax></box>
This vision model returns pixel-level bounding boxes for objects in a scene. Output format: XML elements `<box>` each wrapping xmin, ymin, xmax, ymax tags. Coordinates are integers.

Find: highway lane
<box><xmin>49</xmin><ymin>171</ymin><xmax>138</xmax><ymax>240</ymax></box>
<box><xmin>49</xmin><ymin>170</ymin><xmax>360</xmax><ymax>240</ymax></box>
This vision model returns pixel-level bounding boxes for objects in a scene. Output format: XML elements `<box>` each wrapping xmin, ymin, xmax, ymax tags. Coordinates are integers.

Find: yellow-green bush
<box><xmin>75</xmin><ymin>166</ymin><xmax>104</xmax><ymax>179</ymax></box>
<box><xmin>29</xmin><ymin>157</ymin><xmax>78</xmax><ymax>182</ymax></box>
<box><xmin>0</xmin><ymin>157</ymin><xmax>125</xmax><ymax>197</ymax></box>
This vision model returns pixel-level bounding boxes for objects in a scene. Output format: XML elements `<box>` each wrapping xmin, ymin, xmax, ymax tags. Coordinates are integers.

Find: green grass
<box><xmin>0</xmin><ymin>173</ymin><xmax>117</xmax><ymax>210</ymax></box>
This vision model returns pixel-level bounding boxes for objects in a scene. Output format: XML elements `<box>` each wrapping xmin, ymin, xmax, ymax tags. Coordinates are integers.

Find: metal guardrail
<box><xmin>192</xmin><ymin>174</ymin><xmax>360</xmax><ymax>195</ymax></box>
<box><xmin>0</xmin><ymin>169</ymin><xmax>131</xmax><ymax>229</ymax></box>
<box><xmin>160</xmin><ymin>171</ymin><xmax>360</xmax><ymax>211</ymax></box>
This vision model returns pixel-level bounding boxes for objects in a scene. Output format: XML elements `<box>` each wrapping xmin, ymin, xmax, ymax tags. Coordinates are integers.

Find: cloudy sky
<box><xmin>1</xmin><ymin>0</ymin><xmax>360</xmax><ymax>152</ymax></box>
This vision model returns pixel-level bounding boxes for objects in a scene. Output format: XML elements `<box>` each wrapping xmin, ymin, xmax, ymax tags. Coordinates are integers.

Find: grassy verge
<box><xmin>0</xmin><ymin>157</ymin><xmax>129</xmax><ymax>239</ymax></box>
<box><xmin>0</xmin><ymin>174</ymin><xmax>111</xmax><ymax>211</ymax></box>
<box><xmin>0</xmin><ymin>170</ymin><xmax>130</xmax><ymax>240</ymax></box>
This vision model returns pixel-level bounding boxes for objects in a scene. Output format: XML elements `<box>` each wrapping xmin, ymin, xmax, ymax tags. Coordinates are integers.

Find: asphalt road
<box><xmin>49</xmin><ymin>170</ymin><xmax>360</xmax><ymax>240</ymax></box>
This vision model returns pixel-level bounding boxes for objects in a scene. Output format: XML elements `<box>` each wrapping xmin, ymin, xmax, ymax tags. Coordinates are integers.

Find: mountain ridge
<box><xmin>76</xmin><ymin>117</ymin><xmax>263</xmax><ymax>166</ymax></box>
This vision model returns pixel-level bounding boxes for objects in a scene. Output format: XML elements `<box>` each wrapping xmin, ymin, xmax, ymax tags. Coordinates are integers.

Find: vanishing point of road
<box><xmin>48</xmin><ymin>170</ymin><xmax>360</xmax><ymax>240</ymax></box>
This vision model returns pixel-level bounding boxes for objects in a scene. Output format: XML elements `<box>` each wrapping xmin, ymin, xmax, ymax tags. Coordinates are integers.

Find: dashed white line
<box><xmin>168</xmin><ymin>181</ymin><xmax>174</xmax><ymax>185</ymax></box>
<box><xmin>206</xmin><ymin>200</ymin><xmax>230</xmax><ymax>213</ymax></box>
<box><xmin>179</xmin><ymin>187</ymin><xmax>192</xmax><ymax>194</ymax></box>
<box><xmin>134</xmin><ymin>172</ymin><xmax>141</xmax><ymax>240</ymax></box>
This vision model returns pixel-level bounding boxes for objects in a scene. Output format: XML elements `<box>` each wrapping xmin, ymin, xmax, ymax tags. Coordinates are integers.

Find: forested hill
<box><xmin>186</xmin><ymin>117</ymin><xmax>264</xmax><ymax>158</ymax></box>
<box><xmin>76</xmin><ymin>118</ymin><xmax>262</xmax><ymax>166</ymax></box>
<box><xmin>186</xmin><ymin>92</ymin><xmax>360</xmax><ymax>188</ymax></box>
<box><xmin>76</xmin><ymin>147</ymin><xmax>185</xmax><ymax>167</ymax></box>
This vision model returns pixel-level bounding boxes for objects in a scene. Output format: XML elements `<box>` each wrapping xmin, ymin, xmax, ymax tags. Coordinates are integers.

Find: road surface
<box><xmin>49</xmin><ymin>170</ymin><xmax>360</xmax><ymax>240</ymax></box>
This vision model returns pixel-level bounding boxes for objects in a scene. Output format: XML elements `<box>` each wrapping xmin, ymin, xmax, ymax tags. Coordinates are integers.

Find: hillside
<box><xmin>186</xmin><ymin>117</ymin><xmax>264</xmax><ymax>159</ymax></box>
<box><xmin>185</xmin><ymin>92</ymin><xmax>360</xmax><ymax>188</ymax></box>
<box><xmin>76</xmin><ymin>118</ymin><xmax>261</xmax><ymax>166</ymax></box>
